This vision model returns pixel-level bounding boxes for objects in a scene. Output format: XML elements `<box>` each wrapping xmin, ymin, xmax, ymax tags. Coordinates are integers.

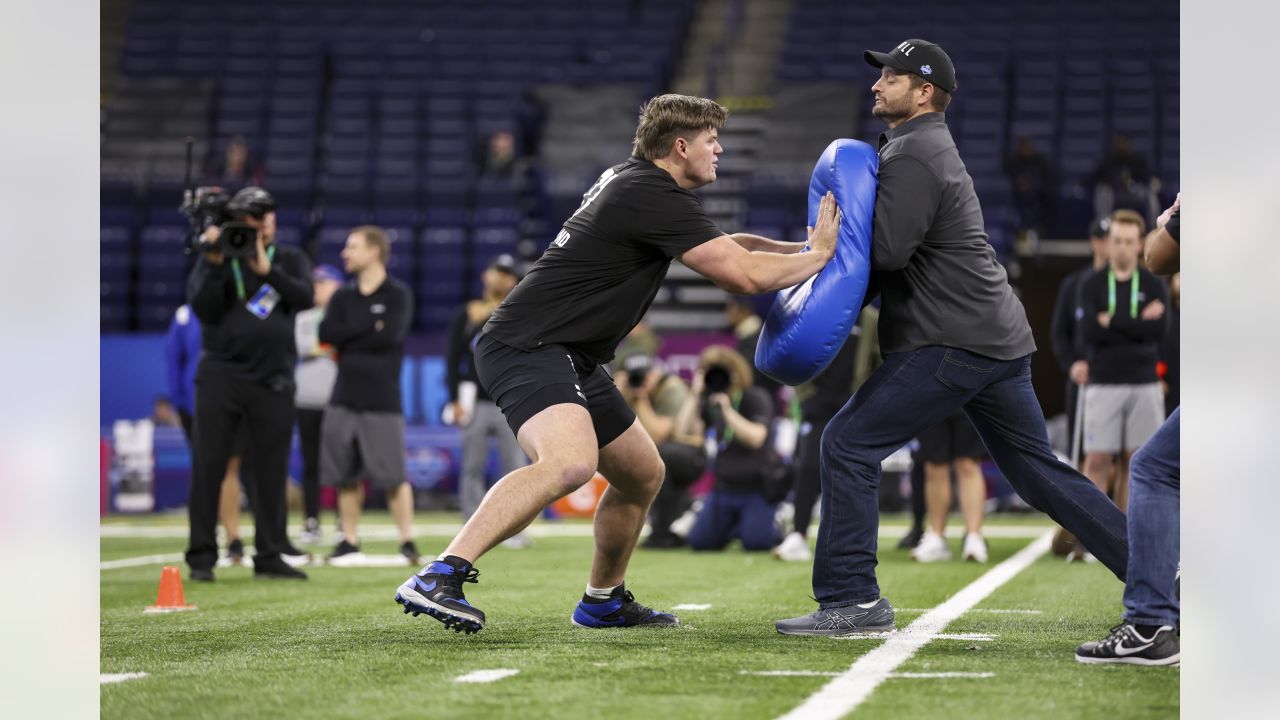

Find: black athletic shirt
<box><xmin>483</xmin><ymin>157</ymin><xmax>722</xmax><ymax>365</ymax></box>
<box><xmin>319</xmin><ymin>276</ymin><xmax>414</xmax><ymax>413</ymax></box>
<box><xmin>1078</xmin><ymin>267</ymin><xmax>1170</xmax><ymax>384</ymax></box>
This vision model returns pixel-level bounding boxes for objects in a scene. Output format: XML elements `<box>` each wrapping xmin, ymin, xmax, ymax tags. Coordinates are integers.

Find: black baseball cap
<box><xmin>864</xmin><ymin>39</ymin><xmax>957</xmax><ymax>94</ymax></box>
<box><xmin>487</xmin><ymin>253</ymin><xmax>521</xmax><ymax>278</ymax></box>
<box><xmin>1088</xmin><ymin>216</ymin><xmax>1111</xmax><ymax>239</ymax></box>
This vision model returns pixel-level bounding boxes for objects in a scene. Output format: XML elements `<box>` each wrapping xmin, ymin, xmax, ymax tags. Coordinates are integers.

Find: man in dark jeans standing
<box><xmin>776</xmin><ymin>40</ymin><xmax>1129</xmax><ymax>635</ymax></box>
<box><xmin>185</xmin><ymin>186</ymin><xmax>313</xmax><ymax>581</ymax></box>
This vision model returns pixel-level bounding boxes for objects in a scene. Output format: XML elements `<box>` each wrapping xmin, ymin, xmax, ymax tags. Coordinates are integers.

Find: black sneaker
<box><xmin>1075</xmin><ymin>623</ymin><xmax>1180</xmax><ymax>666</ymax></box>
<box><xmin>400</xmin><ymin>541</ymin><xmax>421</xmax><ymax>565</ymax></box>
<box><xmin>226</xmin><ymin>538</ymin><xmax>245</xmax><ymax>565</ymax></box>
<box><xmin>571</xmin><ymin>584</ymin><xmax>679</xmax><ymax>628</ymax></box>
<box><xmin>896</xmin><ymin>526</ymin><xmax>923</xmax><ymax>550</ymax></box>
<box><xmin>282</xmin><ymin>541</ymin><xmax>312</xmax><ymax>567</ymax></box>
<box><xmin>395</xmin><ymin>558</ymin><xmax>485</xmax><ymax>634</ymax></box>
<box><xmin>775</xmin><ymin>597</ymin><xmax>896</xmax><ymax>636</ymax></box>
<box><xmin>189</xmin><ymin>568</ymin><xmax>215</xmax><ymax>582</ymax></box>
<box><xmin>327</xmin><ymin>539</ymin><xmax>365</xmax><ymax>567</ymax></box>
<box><xmin>253</xmin><ymin>557</ymin><xmax>308</xmax><ymax>580</ymax></box>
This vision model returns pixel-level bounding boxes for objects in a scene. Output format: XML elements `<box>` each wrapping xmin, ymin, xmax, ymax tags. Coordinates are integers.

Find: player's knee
<box><xmin>820</xmin><ymin>424</ymin><xmax>875</xmax><ymax>475</ymax></box>
<box><xmin>553</xmin><ymin>459</ymin><xmax>597</xmax><ymax>495</ymax></box>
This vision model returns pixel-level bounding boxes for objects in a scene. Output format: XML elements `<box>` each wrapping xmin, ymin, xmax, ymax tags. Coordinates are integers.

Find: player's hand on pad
<box><xmin>806</xmin><ymin>191</ymin><xmax>841</xmax><ymax>261</ymax></box>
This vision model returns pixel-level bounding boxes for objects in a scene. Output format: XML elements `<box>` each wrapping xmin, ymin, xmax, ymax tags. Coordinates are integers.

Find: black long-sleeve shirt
<box><xmin>446</xmin><ymin>304</ymin><xmax>492</xmax><ymax>403</ymax></box>
<box><xmin>319</xmin><ymin>276</ymin><xmax>413</xmax><ymax>413</ymax></box>
<box><xmin>1079</xmin><ymin>267</ymin><xmax>1169</xmax><ymax>384</ymax></box>
<box><xmin>186</xmin><ymin>244</ymin><xmax>314</xmax><ymax>387</ymax></box>
<box><xmin>1049</xmin><ymin>263</ymin><xmax>1101</xmax><ymax>373</ymax></box>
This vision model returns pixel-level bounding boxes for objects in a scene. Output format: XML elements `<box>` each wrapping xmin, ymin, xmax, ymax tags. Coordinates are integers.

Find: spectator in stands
<box><xmin>678</xmin><ymin>345</ymin><xmax>783</xmax><ymax>552</ymax></box>
<box><xmin>479</xmin><ymin>130</ymin><xmax>520</xmax><ymax>180</ymax></box>
<box><xmin>775</xmin><ymin>307</ymin><xmax>880</xmax><ymax>562</ymax></box>
<box><xmin>446</xmin><ymin>254</ymin><xmax>530</xmax><ymax>549</ymax></box>
<box><xmin>616</xmin><ymin>353</ymin><xmax>707</xmax><ymax>549</ymax></box>
<box><xmin>1075</xmin><ymin>194</ymin><xmax>1180</xmax><ymax>667</ymax></box>
<box><xmin>207</xmin><ymin>135</ymin><xmax>261</xmax><ymax>189</ymax></box>
<box><xmin>909</xmin><ymin>413</ymin><xmax>990</xmax><ymax>563</ymax></box>
<box><xmin>1049</xmin><ymin>216</ymin><xmax>1112</xmax><ymax>556</ymax></box>
<box><xmin>725</xmin><ymin>295</ymin><xmax>781</xmax><ymax>400</ymax></box>
<box><xmin>1091</xmin><ymin>134</ymin><xmax>1159</xmax><ymax>225</ymax></box>
<box><xmin>1157</xmin><ymin>272</ymin><xmax>1180</xmax><ymax>417</ymax></box>
<box><xmin>319</xmin><ymin>226</ymin><xmax>417</xmax><ymax>566</ymax></box>
<box><xmin>1078</xmin><ymin>209</ymin><xmax>1169</xmax><ymax>554</ymax></box>
<box><xmin>185</xmin><ymin>186</ymin><xmax>312</xmax><ymax>581</ymax></box>
<box><xmin>293</xmin><ymin>264</ymin><xmax>343</xmax><ymax>544</ymax></box>
<box><xmin>1003</xmin><ymin>136</ymin><xmax>1054</xmax><ymax>237</ymax></box>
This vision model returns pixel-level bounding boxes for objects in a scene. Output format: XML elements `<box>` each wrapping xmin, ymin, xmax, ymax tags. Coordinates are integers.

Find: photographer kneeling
<box><xmin>613</xmin><ymin>353</ymin><xmax>707</xmax><ymax>549</ymax></box>
<box><xmin>185</xmin><ymin>186</ymin><xmax>314</xmax><ymax>581</ymax></box>
<box><xmin>678</xmin><ymin>345</ymin><xmax>785</xmax><ymax>552</ymax></box>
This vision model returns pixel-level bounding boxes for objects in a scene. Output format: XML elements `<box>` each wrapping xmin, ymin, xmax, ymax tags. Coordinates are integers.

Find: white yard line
<box><xmin>672</xmin><ymin>603</ymin><xmax>712</xmax><ymax>611</ymax></box>
<box><xmin>454</xmin><ymin>669</ymin><xmax>519</xmax><ymax>684</ymax></box>
<box><xmin>775</xmin><ymin>530</ymin><xmax>1054</xmax><ymax>720</ymax></box>
<box><xmin>100</xmin><ymin>553</ymin><xmax>183</xmax><ymax>570</ymax></box>
<box><xmin>100</xmin><ymin>672</ymin><xmax>149</xmax><ymax>685</ymax></box>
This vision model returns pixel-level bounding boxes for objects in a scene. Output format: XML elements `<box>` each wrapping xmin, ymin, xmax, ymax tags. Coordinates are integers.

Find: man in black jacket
<box><xmin>185</xmin><ymin>186</ymin><xmax>313</xmax><ymax>581</ymax></box>
<box><xmin>319</xmin><ymin>226</ymin><xmax>417</xmax><ymax>566</ymax></box>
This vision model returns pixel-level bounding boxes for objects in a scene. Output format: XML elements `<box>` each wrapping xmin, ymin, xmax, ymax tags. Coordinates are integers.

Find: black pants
<box><xmin>186</xmin><ymin>373</ymin><xmax>295</xmax><ymax>571</ymax></box>
<box><xmin>909</xmin><ymin>450</ymin><xmax>926</xmax><ymax>527</ymax></box>
<box><xmin>792</xmin><ymin>417</ymin><xmax>829</xmax><ymax>538</ymax></box>
<box><xmin>296</xmin><ymin>407</ymin><xmax>324</xmax><ymax>520</ymax></box>
<box><xmin>647</xmin><ymin>441</ymin><xmax>707</xmax><ymax>541</ymax></box>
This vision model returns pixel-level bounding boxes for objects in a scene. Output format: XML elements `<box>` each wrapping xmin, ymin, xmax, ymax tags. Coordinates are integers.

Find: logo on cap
<box><xmin>921</xmin><ymin>64</ymin><xmax>932</xmax><ymax>75</ymax></box>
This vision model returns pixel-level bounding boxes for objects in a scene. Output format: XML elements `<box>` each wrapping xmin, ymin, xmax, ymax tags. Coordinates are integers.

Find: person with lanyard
<box><xmin>775</xmin><ymin>40</ymin><xmax>1131</xmax><ymax>636</ymax></box>
<box><xmin>676</xmin><ymin>345</ymin><xmax>783</xmax><ymax>553</ymax></box>
<box><xmin>1075</xmin><ymin>195</ymin><xmax>1180</xmax><ymax>666</ymax></box>
<box><xmin>1076</xmin><ymin>208</ymin><xmax>1170</xmax><ymax>560</ymax></box>
<box><xmin>184</xmin><ymin>186</ymin><xmax>314</xmax><ymax>581</ymax></box>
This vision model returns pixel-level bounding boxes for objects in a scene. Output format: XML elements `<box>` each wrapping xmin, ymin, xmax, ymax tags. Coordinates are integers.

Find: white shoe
<box><xmin>501</xmin><ymin>532</ymin><xmax>532</xmax><ymax>549</ymax></box>
<box><xmin>1066</xmin><ymin>548</ymin><xmax>1098</xmax><ymax>564</ymax></box>
<box><xmin>962</xmin><ymin>533</ymin><xmax>988</xmax><ymax>563</ymax></box>
<box><xmin>772</xmin><ymin>532</ymin><xmax>812</xmax><ymax>562</ymax></box>
<box><xmin>911</xmin><ymin>531</ymin><xmax>952</xmax><ymax>562</ymax></box>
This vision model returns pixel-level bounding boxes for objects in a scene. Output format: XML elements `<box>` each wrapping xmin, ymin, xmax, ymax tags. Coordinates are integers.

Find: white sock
<box><xmin>585</xmin><ymin>583</ymin><xmax>620</xmax><ymax>600</ymax></box>
<box><xmin>857</xmin><ymin>599</ymin><xmax>881</xmax><ymax>609</ymax></box>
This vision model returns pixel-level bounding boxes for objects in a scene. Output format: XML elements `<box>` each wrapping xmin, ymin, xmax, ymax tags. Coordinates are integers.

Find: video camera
<box><xmin>702</xmin><ymin>365</ymin><xmax>732</xmax><ymax>395</ymax></box>
<box><xmin>623</xmin><ymin>354</ymin><xmax>656</xmax><ymax>390</ymax></box>
<box><xmin>179</xmin><ymin>185</ymin><xmax>276</xmax><ymax>259</ymax></box>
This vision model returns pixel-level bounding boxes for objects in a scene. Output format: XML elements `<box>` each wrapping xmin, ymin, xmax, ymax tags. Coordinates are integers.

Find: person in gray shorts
<box><xmin>1079</xmin><ymin>209</ymin><xmax>1170</xmax><ymax>542</ymax></box>
<box><xmin>318</xmin><ymin>226</ymin><xmax>418</xmax><ymax>566</ymax></box>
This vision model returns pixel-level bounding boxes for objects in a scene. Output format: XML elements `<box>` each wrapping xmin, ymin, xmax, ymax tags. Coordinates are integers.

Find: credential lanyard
<box><xmin>1107</xmin><ymin>269</ymin><xmax>1138</xmax><ymax>319</ymax></box>
<box><xmin>719</xmin><ymin>390</ymin><xmax>745</xmax><ymax>449</ymax></box>
<box><xmin>231</xmin><ymin>245</ymin><xmax>276</xmax><ymax>301</ymax></box>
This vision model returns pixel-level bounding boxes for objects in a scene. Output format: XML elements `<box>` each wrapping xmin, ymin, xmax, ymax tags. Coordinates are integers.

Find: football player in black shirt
<box><xmin>395</xmin><ymin>94</ymin><xmax>841</xmax><ymax>634</ymax></box>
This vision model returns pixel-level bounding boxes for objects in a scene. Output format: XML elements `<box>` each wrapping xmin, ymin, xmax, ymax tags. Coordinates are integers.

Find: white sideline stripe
<box><xmin>454</xmin><ymin>669</ymin><xmax>519</xmax><ymax>684</ymax></box>
<box><xmin>743</xmin><ymin>671</ymin><xmax>995</xmax><ymax>679</ymax></box>
<box><xmin>897</xmin><ymin>608</ymin><xmax>1042</xmax><ymax>615</ymax></box>
<box><xmin>99</xmin><ymin>523</ymin><xmax>1052</xmax><ymax>540</ymax></box>
<box><xmin>775</xmin><ymin>531</ymin><xmax>1054</xmax><ymax>720</ymax></box>
<box><xmin>831</xmin><ymin>632</ymin><xmax>995</xmax><ymax>642</ymax></box>
<box><xmin>100</xmin><ymin>553</ymin><xmax>182</xmax><ymax>570</ymax></box>
<box><xmin>673</xmin><ymin>603</ymin><xmax>712</xmax><ymax>611</ymax></box>
<box><xmin>100</xmin><ymin>672</ymin><xmax>149</xmax><ymax>684</ymax></box>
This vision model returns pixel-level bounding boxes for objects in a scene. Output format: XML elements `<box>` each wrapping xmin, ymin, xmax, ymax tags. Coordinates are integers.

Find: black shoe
<box><xmin>253</xmin><ymin>557</ymin><xmax>308</xmax><ymax>580</ymax></box>
<box><xmin>226</xmin><ymin>538</ymin><xmax>245</xmax><ymax>565</ymax></box>
<box><xmin>400</xmin><ymin>541</ymin><xmax>421</xmax><ymax>565</ymax></box>
<box><xmin>571</xmin><ymin>585</ymin><xmax>680</xmax><ymax>628</ymax></box>
<box><xmin>327</xmin><ymin>539</ymin><xmax>365</xmax><ymax>567</ymax></box>
<box><xmin>641</xmin><ymin>533</ymin><xmax>686</xmax><ymax>550</ymax></box>
<box><xmin>396</xmin><ymin>558</ymin><xmax>485</xmax><ymax>634</ymax></box>
<box><xmin>1075</xmin><ymin>623</ymin><xmax>1180</xmax><ymax>666</ymax></box>
<box><xmin>189</xmin><ymin>568</ymin><xmax>215</xmax><ymax>582</ymax></box>
<box><xmin>897</xmin><ymin>526</ymin><xmax>923</xmax><ymax>550</ymax></box>
<box><xmin>776</xmin><ymin>597</ymin><xmax>896</xmax><ymax>636</ymax></box>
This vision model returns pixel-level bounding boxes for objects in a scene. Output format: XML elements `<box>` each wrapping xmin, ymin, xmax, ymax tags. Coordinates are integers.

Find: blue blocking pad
<box><xmin>755</xmin><ymin>139</ymin><xmax>878</xmax><ymax>386</ymax></box>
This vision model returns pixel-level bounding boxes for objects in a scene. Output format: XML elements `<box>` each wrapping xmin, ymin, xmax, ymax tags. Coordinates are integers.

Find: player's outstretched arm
<box><xmin>682</xmin><ymin>192</ymin><xmax>840</xmax><ymax>294</ymax></box>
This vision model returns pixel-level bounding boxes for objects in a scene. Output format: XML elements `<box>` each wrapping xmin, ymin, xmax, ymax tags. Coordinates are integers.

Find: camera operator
<box><xmin>613</xmin><ymin>354</ymin><xmax>707</xmax><ymax>549</ymax></box>
<box><xmin>184</xmin><ymin>186</ymin><xmax>314</xmax><ymax>581</ymax></box>
<box><xmin>677</xmin><ymin>345</ymin><xmax>784</xmax><ymax>552</ymax></box>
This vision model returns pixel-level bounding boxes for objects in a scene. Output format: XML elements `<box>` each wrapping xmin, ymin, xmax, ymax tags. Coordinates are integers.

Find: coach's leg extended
<box><xmin>394</xmin><ymin>404</ymin><xmax>598</xmax><ymax>633</ymax></box>
<box><xmin>571</xmin><ymin>420</ymin><xmax>679</xmax><ymax>628</ymax></box>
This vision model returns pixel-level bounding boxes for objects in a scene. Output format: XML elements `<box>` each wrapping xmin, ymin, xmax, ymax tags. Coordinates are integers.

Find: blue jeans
<box><xmin>1123</xmin><ymin>407</ymin><xmax>1180</xmax><ymax>626</ymax></box>
<box><xmin>688</xmin><ymin>488</ymin><xmax>780</xmax><ymax>552</ymax></box>
<box><xmin>814</xmin><ymin>346</ymin><xmax>1129</xmax><ymax>607</ymax></box>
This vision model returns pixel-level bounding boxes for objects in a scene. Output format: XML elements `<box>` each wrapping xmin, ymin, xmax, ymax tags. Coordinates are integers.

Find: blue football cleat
<box><xmin>571</xmin><ymin>585</ymin><xmax>679</xmax><ymax>628</ymax></box>
<box><xmin>395</xmin><ymin>559</ymin><xmax>485</xmax><ymax>634</ymax></box>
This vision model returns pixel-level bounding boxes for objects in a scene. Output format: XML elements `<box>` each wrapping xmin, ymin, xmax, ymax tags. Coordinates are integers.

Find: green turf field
<box><xmin>101</xmin><ymin>512</ymin><xmax>1178</xmax><ymax>719</ymax></box>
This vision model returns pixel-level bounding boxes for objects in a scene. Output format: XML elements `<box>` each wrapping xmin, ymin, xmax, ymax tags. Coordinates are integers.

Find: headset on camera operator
<box><xmin>183</xmin><ymin>185</ymin><xmax>315</xmax><ymax>581</ymax></box>
<box><xmin>612</xmin><ymin>353</ymin><xmax>707</xmax><ymax>549</ymax></box>
<box><xmin>675</xmin><ymin>345</ymin><xmax>786</xmax><ymax>552</ymax></box>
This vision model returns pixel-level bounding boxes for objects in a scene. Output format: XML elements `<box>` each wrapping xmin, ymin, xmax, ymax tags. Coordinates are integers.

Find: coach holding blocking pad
<box><xmin>775</xmin><ymin>40</ymin><xmax>1131</xmax><ymax>636</ymax></box>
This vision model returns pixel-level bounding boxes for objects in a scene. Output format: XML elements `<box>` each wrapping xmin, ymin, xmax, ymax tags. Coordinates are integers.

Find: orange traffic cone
<box><xmin>144</xmin><ymin>566</ymin><xmax>198</xmax><ymax>614</ymax></box>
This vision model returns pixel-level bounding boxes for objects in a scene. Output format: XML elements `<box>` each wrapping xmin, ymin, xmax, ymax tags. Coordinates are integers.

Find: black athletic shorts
<box><xmin>474</xmin><ymin>333</ymin><xmax>636</xmax><ymax>448</ymax></box>
<box><xmin>916</xmin><ymin>411</ymin><xmax>987</xmax><ymax>464</ymax></box>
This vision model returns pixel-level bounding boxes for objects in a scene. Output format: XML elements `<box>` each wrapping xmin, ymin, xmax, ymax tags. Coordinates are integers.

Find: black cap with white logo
<box><xmin>864</xmin><ymin>39</ymin><xmax>957</xmax><ymax>94</ymax></box>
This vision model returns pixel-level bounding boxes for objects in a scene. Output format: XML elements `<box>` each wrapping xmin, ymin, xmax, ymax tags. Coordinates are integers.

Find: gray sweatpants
<box><xmin>459</xmin><ymin>400</ymin><xmax>526</xmax><ymax>519</ymax></box>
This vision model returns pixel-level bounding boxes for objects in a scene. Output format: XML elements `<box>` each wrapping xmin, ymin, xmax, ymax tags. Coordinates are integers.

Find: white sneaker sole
<box><xmin>1075</xmin><ymin>652</ymin><xmax>1180</xmax><ymax>666</ymax></box>
<box><xmin>327</xmin><ymin>552</ymin><xmax>367</xmax><ymax>567</ymax></box>
<box><xmin>395</xmin><ymin>581</ymin><xmax>484</xmax><ymax>631</ymax></box>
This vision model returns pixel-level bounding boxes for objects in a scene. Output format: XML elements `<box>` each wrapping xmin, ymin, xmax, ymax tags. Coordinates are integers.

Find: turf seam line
<box><xmin>775</xmin><ymin>530</ymin><xmax>1054</xmax><ymax>720</ymax></box>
